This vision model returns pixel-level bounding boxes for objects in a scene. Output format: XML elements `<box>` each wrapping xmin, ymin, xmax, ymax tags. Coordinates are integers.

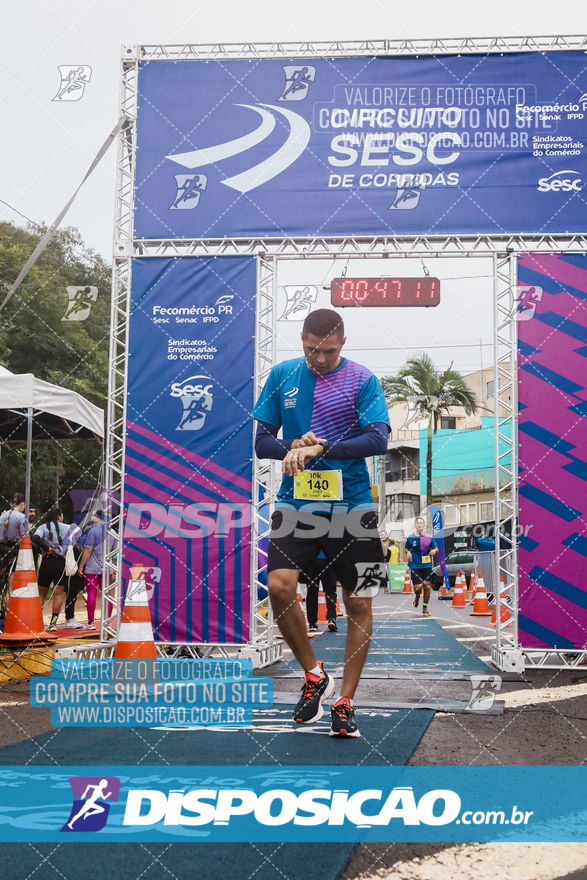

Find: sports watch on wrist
<box><xmin>318</xmin><ymin>440</ymin><xmax>330</xmax><ymax>458</ymax></box>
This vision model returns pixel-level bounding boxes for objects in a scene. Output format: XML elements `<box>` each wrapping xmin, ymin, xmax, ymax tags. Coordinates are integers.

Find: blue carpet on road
<box><xmin>0</xmin><ymin>705</ymin><xmax>434</xmax><ymax>880</ymax></box>
<box><xmin>280</xmin><ymin>618</ymin><xmax>493</xmax><ymax>674</ymax></box>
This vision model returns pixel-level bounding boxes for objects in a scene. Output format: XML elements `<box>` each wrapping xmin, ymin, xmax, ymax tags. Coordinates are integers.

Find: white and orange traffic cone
<box><xmin>317</xmin><ymin>586</ymin><xmax>328</xmax><ymax>623</ymax></box>
<box><xmin>461</xmin><ymin>571</ymin><xmax>469</xmax><ymax>603</ymax></box>
<box><xmin>0</xmin><ymin>535</ymin><xmax>57</xmax><ymax>643</ymax></box>
<box><xmin>470</xmin><ymin>573</ymin><xmax>491</xmax><ymax>617</ymax></box>
<box><xmin>451</xmin><ymin>572</ymin><xmax>467</xmax><ymax>609</ymax></box>
<box><xmin>296</xmin><ymin>582</ymin><xmax>304</xmax><ymax>606</ymax></box>
<box><xmin>114</xmin><ymin>564</ymin><xmax>157</xmax><ymax>659</ymax></box>
<box><xmin>438</xmin><ymin>575</ymin><xmax>452</xmax><ymax>600</ymax></box>
<box><xmin>468</xmin><ymin>571</ymin><xmax>476</xmax><ymax>603</ymax></box>
<box><xmin>489</xmin><ymin>576</ymin><xmax>513</xmax><ymax>627</ymax></box>
<box><xmin>402</xmin><ymin>570</ymin><xmax>413</xmax><ymax>594</ymax></box>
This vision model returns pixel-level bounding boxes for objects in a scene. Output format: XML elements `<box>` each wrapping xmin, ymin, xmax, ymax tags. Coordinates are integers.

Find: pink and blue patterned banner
<box><xmin>123</xmin><ymin>256</ymin><xmax>256</xmax><ymax>644</ymax></box>
<box><xmin>518</xmin><ymin>254</ymin><xmax>587</xmax><ymax>650</ymax></box>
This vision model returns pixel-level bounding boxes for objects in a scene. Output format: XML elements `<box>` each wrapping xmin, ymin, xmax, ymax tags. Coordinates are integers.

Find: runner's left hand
<box><xmin>282</xmin><ymin>445</ymin><xmax>323</xmax><ymax>476</ymax></box>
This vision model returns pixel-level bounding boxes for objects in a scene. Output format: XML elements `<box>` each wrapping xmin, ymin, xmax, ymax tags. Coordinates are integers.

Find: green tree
<box><xmin>0</xmin><ymin>221</ymin><xmax>110</xmax><ymax>515</ymax></box>
<box><xmin>381</xmin><ymin>353</ymin><xmax>478</xmax><ymax>508</ymax></box>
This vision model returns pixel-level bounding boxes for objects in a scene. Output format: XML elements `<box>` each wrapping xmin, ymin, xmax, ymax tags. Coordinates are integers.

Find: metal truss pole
<box><xmin>491</xmin><ymin>252</ymin><xmax>523</xmax><ymax>674</ymax></box>
<box><xmin>101</xmin><ymin>47</ymin><xmax>138</xmax><ymax>645</ymax></box>
<box><xmin>248</xmin><ymin>254</ymin><xmax>283</xmax><ymax>666</ymax></box>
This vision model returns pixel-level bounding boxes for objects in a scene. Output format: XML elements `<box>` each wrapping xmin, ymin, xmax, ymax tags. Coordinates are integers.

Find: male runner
<box><xmin>253</xmin><ymin>309</ymin><xmax>390</xmax><ymax>737</ymax></box>
<box><xmin>405</xmin><ymin>516</ymin><xmax>438</xmax><ymax>617</ymax></box>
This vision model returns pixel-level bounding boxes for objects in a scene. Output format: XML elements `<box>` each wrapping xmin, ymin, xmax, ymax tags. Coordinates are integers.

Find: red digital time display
<box><xmin>330</xmin><ymin>277</ymin><xmax>441</xmax><ymax>307</ymax></box>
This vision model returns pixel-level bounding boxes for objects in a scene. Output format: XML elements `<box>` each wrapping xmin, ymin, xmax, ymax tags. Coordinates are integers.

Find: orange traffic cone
<box><xmin>468</xmin><ymin>571</ymin><xmax>476</xmax><ymax>603</ymax></box>
<box><xmin>489</xmin><ymin>576</ymin><xmax>512</xmax><ymax>627</ymax></box>
<box><xmin>115</xmin><ymin>564</ymin><xmax>157</xmax><ymax>659</ymax></box>
<box><xmin>0</xmin><ymin>535</ymin><xmax>57</xmax><ymax>642</ymax></box>
<box><xmin>438</xmin><ymin>574</ymin><xmax>452</xmax><ymax>600</ymax></box>
<box><xmin>402</xmin><ymin>570</ymin><xmax>413</xmax><ymax>593</ymax></box>
<box><xmin>461</xmin><ymin>571</ymin><xmax>469</xmax><ymax>602</ymax></box>
<box><xmin>451</xmin><ymin>572</ymin><xmax>467</xmax><ymax>608</ymax></box>
<box><xmin>470</xmin><ymin>573</ymin><xmax>491</xmax><ymax>617</ymax></box>
<box><xmin>317</xmin><ymin>587</ymin><xmax>328</xmax><ymax>623</ymax></box>
<box><xmin>296</xmin><ymin>582</ymin><xmax>303</xmax><ymax>606</ymax></box>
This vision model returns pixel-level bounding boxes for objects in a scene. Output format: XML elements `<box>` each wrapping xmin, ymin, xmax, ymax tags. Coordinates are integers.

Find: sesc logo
<box><xmin>170</xmin><ymin>375</ymin><xmax>214</xmax><ymax>432</ymax></box>
<box><xmin>537</xmin><ymin>170</ymin><xmax>583</xmax><ymax>193</ymax></box>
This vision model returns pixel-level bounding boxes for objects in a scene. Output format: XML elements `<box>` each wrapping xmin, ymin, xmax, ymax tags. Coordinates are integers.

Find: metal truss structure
<box><xmin>124</xmin><ymin>34</ymin><xmax>587</xmax><ymax>62</ymax></box>
<box><xmin>105</xmin><ymin>38</ymin><xmax>587</xmax><ymax>671</ymax></box>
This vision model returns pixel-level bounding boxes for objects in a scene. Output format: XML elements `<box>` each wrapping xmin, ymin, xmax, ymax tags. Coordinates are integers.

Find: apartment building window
<box><xmin>479</xmin><ymin>501</ymin><xmax>494</xmax><ymax>521</ymax></box>
<box><xmin>440</xmin><ymin>417</ymin><xmax>456</xmax><ymax>429</ymax></box>
<box><xmin>459</xmin><ymin>502</ymin><xmax>477</xmax><ymax>524</ymax></box>
<box><xmin>487</xmin><ymin>378</ymin><xmax>502</xmax><ymax>398</ymax></box>
<box><xmin>386</xmin><ymin>494</ymin><xmax>421</xmax><ymax>521</ymax></box>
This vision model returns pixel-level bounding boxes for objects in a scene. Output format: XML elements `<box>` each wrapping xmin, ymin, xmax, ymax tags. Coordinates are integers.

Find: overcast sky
<box><xmin>0</xmin><ymin>1</ymin><xmax>580</xmax><ymax>378</ymax></box>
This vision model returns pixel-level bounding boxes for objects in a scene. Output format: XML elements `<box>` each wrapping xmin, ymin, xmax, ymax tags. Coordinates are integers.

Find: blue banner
<box><xmin>430</xmin><ymin>504</ymin><xmax>450</xmax><ymax>592</ymax></box>
<box><xmin>0</xmin><ymin>766</ymin><xmax>585</xmax><ymax>842</ymax></box>
<box><xmin>124</xmin><ymin>256</ymin><xmax>256</xmax><ymax>643</ymax></box>
<box><xmin>134</xmin><ymin>54</ymin><xmax>587</xmax><ymax>238</ymax></box>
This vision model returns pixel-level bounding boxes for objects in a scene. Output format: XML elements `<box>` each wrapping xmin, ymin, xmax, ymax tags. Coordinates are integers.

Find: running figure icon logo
<box><xmin>352</xmin><ymin>562</ymin><xmax>388</xmax><ymax>598</ymax></box>
<box><xmin>60</xmin><ymin>776</ymin><xmax>121</xmax><ymax>832</ymax></box>
<box><xmin>278</xmin><ymin>66</ymin><xmax>316</xmax><ymax>101</ymax></box>
<box><xmin>61</xmin><ymin>286</ymin><xmax>98</xmax><ymax>322</ymax></box>
<box><xmin>389</xmin><ymin>180</ymin><xmax>426</xmax><ymax>210</ymax></box>
<box><xmin>170</xmin><ymin>376</ymin><xmax>214</xmax><ymax>432</ymax></box>
<box><xmin>53</xmin><ymin>66</ymin><xmax>92</xmax><ymax>101</ymax></box>
<box><xmin>169</xmin><ymin>173</ymin><xmax>208</xmax><ymax>210</ymax></box>
<box><xmin>514</xmin><ymin>285</ymin><xmax>543</xmax><ymax>321</ymax></box>
<box><xmin>466</xmin><ymin>674</ymin><xmax>502</xmax><ymax>712</ymax></box>
<box><xmin>279</xmin><ymin>286</ymin><xmax>318</xmax><ymax>321</ymax></box>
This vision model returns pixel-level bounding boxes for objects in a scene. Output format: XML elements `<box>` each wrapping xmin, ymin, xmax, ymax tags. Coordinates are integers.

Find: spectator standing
<box><xmin>35</xmin><ymin>507</ymin><xmax>70</xmax><ymax>630</ymax></box>
<box><xmin>77</xmin><ymin>510</ymin><xmax>114</xmax><ymax>632</ymax></box>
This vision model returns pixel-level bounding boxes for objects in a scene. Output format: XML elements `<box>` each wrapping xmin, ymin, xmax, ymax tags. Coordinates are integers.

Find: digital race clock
<box><xmin>330</xmin><ymin>277</ymin><xmax>441</xmax><ymax>307</ymax></box>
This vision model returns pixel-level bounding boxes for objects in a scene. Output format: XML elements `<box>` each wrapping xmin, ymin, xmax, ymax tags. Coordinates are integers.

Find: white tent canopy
<box><xmin>0</xmin><ymin>365</ymin><xmax>104</xmax><ymax>441</ymax></box>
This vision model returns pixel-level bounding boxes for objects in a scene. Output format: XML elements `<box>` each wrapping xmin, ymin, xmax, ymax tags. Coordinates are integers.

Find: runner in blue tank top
<box><xmin>253</xmin><ymin>309</ymin><xmax>390</xmax><ymax>737</ymax></box>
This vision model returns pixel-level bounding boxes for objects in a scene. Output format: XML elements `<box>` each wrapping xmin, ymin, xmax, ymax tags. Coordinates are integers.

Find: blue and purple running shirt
<box><xmin>405</xmin><ymin>533</ymin><xmax>438</xmax><ymax>569</ymax></box>
<box><xmin>252</xmin><ymin>356</ymin><xmax>390</xmax><ymax>508</ymax></box>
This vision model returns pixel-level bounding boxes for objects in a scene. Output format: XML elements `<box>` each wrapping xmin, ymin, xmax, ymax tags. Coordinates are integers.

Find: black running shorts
<box><xmin>267</xmin><ymin>507</ymin><xmax>387</xmax><ymax>594</ymax></box>
<box><xmin>410</xmin><ymin>567</ymin><xmax>433</xmax><ymax>586</ymax></box>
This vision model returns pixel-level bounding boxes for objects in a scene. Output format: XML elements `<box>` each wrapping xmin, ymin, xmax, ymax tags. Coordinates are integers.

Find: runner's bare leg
<box><xmin>268</xmin><ymin>569</ymin><xmax>317</xmax><ymax>672</ymax></box>
<box><xmin>340</xmin><ymin>594</ymin><xmax>372</xmax><ymax>699</ymax></box>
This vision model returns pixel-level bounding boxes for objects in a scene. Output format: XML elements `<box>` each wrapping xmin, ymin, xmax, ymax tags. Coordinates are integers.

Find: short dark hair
<box><xmin>302</xmin><ymin>309</ymin><xmax>344</xmax><ymax>341</ymax></box>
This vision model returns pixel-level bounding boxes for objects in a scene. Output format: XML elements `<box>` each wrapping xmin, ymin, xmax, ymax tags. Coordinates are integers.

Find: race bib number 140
<box><xmin>293</xmin><ymin>470</ymin><xmax>343</xmax><ymax>501</ymax></box>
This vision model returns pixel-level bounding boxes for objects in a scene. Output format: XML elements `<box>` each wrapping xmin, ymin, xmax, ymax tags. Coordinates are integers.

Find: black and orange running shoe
<box><xmin>329</xmin><ymin>697</ymin><xmax>360</xmax><ymax>738</ymax></box>
<box><xmin>293</xmin><ymin>661</ymin><xmax>335</xmax><ymax>724</ymax></box>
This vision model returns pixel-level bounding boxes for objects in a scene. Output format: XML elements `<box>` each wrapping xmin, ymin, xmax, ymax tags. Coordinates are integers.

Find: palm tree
<box><xmin>381</xmin><ymin>353</ymin><xmax>479</xmax><ymax>508</ymax></box>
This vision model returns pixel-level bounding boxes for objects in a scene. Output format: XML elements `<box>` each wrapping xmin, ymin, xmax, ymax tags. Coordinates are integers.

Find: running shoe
<box><xmin>293</xmin><ymin>661</ymin><xmax>335</xmax><ymax>724</ymax></box>
<box><xmin>64</xmin><ymin>619</ymin><xmax>84</xmax><ymax>630</ymax></box>
<box><xmin>330</xmin><ymin>697</ymin><xmax>360</xmax><ymax>738</ymax></box>
<box><xmin>84</xmin><ymin>623</ymin><xmax>97</xmax><ymax>631</ymax></box>
<box><xmin>423</xmin><ymin>609</ymin><xmax>431</xmax><ymax>617</ymax></box>
<box><xmin>412</xmin><ymin>593</ymin><xmax>420</xmax><ymax>609</ymax></box>
<box><xmin>45</xmin><ymin>623</ymin><xmax>57</xmax><ymax>632</ymax></box>
<box><xmin>327</xmin><ymin>619</ymin><xmax>338</xmax><ymax>633</ymax></box>
<box><xmin>308</xmin><ymin>624</ymin><xmax>319</xmax><ymax>633</ymax></box>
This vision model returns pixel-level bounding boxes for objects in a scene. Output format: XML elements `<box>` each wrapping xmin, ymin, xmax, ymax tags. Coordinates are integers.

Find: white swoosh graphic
<box><xmin>221</xmin><ymin>103</ymin><xmax>310</xmax><ymax>193</ymax></box>
<box><xmin>166</xmin><ymin>105</ymin><xmax>276</xmax><ymax>169</ymax></box>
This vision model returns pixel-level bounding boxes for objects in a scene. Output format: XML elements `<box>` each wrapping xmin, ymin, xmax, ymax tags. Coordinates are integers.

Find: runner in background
<box><xmin>253</xmin><ymin>309</ymin><xmax>390</xmax><ymax>737</ymax></box>
<box><xmin>406</xmin><ymin>516</ymin><xmax>438</xmax><ymax>618</ymax></box>
<box><xmin>305</xmin><ymin>551</ymin><xmax>339</xmax><ymax>633</ymax></box>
